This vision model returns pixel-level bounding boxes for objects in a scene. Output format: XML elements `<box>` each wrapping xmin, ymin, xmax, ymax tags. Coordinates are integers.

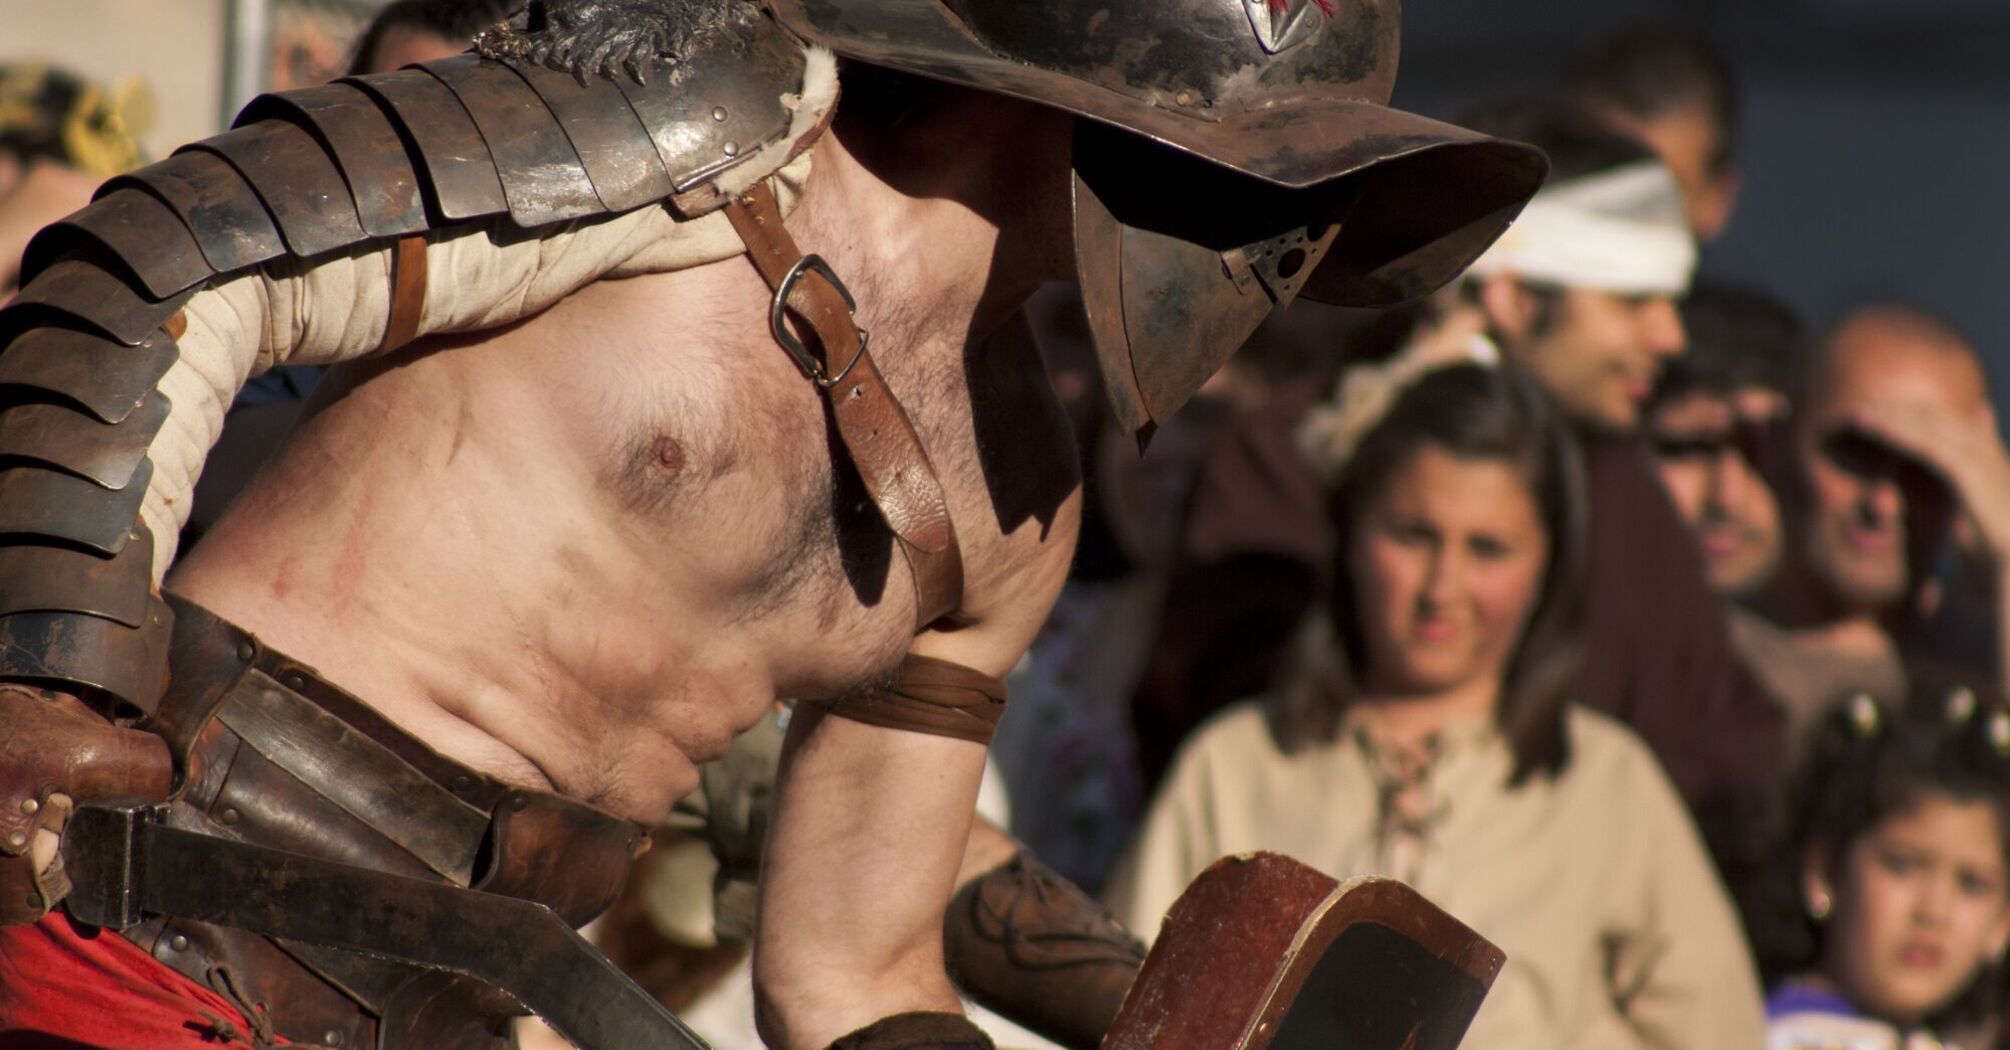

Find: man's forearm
<box><xmin>754</xmin><ymin>703</ymin><xmax>988</xmax><ymax>1050</ymax></box>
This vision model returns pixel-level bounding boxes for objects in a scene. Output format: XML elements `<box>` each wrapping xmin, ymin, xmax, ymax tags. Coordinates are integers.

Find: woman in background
<box><xmin>1106</xmin><ymin>363</ymin><xmax>1764</xmax><ymax>1049</ymax></box>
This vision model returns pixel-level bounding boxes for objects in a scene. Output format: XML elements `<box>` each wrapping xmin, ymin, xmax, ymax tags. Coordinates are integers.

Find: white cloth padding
<box><xmin>139</xmin><ymin>49</ymin><xmax>837</xmax><ymax>580</ymax></box>
<box><xmin>1462</xmin><ymin>160</ymin><xmax>1696</xmax><ymax>297</ymax></box>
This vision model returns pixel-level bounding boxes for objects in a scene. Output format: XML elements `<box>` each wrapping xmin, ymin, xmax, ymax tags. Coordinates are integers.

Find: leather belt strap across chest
<box><xmin>724</xmin><ymin>181</ymin><xmax>964</xmax><ymax>630</ymax></box>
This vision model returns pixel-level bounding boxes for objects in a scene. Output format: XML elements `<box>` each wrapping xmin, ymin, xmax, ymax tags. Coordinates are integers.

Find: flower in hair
<box><xmin>1845</xmin><ymin>692</ymin><xmax>1881</xmax><ymax>737</ymax></box>
<box><xmin>1949</xmin><ymin>686</ymin><xmax>1978</xmax><ymax>725</ymax></box>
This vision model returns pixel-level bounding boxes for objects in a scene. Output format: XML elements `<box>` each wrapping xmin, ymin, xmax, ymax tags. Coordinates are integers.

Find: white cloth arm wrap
<box><xmin>140</xmin><ymin>151</ymin><xmax>814</xmax><ymax>581</ymax></box>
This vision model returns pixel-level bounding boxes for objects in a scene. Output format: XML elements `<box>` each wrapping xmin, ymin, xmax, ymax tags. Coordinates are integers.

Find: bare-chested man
<box><xmin>0</xmin><ymin>2</ymin><xmax>1542</xmax><ymax>1047</ymax></box>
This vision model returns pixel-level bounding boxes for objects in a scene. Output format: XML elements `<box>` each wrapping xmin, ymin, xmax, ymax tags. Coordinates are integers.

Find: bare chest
<box><xmin>524</xmin><ymin>271</ymin><xmax>1081</xmax><ymax>695</ymax></box>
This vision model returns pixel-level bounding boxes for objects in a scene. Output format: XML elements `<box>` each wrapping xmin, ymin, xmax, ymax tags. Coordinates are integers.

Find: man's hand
<box><xmin>1852</xmin><ymin>399</ymin><xmax>2010</xmax><ymax>560</ymax></box>
<box><xmin>0</xmin><ymin>686</ymin><xmax>172</xmax><ymax>924</ymax></box>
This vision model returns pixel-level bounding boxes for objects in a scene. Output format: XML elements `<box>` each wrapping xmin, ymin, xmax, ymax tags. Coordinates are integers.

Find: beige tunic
<box><xmin>1106</xmin><ymin>703</ymin><xmax>1765</xmax><ymax>1050</ymax></box>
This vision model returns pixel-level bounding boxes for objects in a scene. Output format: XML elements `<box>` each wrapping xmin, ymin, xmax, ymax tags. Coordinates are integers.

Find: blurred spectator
<box><xmin>348</xmin><ymin>0</ymin><xmax>514</xmax><ymax>73</ymax></box>
<box><xmin>1567</xmin><ymin>23</ymin><xmax>1741</xmax><ymax>240</ymax></box>
<box><xmin>269</xmin><ymin>0</ymin><xmax>374</xmax><ymax>91</ymax></box>
<box><xmin>1451</xmin><ymin>97</ymin><xmax>1785</xmax><ymax>834</ymax></box>
<box><xmin>1123</xmin><ymin>301</ymin><xmax>1404</xmax><ymax>794</ymax></box>
<box><xmin>1749</xmin><ymin>304</ymin><xmax>2009</xmax><ymax>737</ymax></box>
<box><xmin>1132</xmin><ymin>97</ymin><xmax>1782</xmax><ymax>845</ymax></box>
<box><xmin>1647</xmin><ymin>281</ymin><xmax>1805</xmax><ymax>599</ymax></box>
<box><xmin>1752</xmin><ymin>685</ymin><xmax>2010</xmax><ymax>1049</ymax></box>
<box><xmin>1109</xmin><ymin>365</ymin><xmax>1764</xmax><ymax>1049</ymax></box>
<box><xmin>0</xmin><ymin>62</ymin><xmax>148</xmax><ymax>295</ymax></box>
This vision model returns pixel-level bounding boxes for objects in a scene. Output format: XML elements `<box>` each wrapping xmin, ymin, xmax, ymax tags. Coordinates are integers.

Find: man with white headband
<box><xmin>1454</xmin><ymin>97</ymin><xmax>1786</xmax><ymax>864</ymax></box>
<box><xmin>1457</xmin><ymin>112</ymin><xmax>1694</xmax><ymax>431</ymax></box>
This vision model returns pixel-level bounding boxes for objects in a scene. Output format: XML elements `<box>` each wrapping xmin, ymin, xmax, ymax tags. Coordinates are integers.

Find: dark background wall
<box><xmin>1389</xmin><ymin>0</ymin><xmax>2010</xmax><ymax>394</ymax></box>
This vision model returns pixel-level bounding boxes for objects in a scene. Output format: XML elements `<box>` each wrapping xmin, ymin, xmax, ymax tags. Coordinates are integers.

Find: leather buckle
<box><xmin>768</xmin><ymin>253</ymin><xmax>869</xmax><ymax>388</ymax></box>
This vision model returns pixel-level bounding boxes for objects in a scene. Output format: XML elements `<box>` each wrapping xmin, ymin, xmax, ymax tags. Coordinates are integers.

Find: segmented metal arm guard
<box><xmin>0</xmin><ymin>17</ymin><xmax>822</xmax><ymax>718</ymax></box>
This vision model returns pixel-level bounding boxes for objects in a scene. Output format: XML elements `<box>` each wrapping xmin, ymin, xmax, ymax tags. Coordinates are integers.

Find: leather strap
<box><xmin>723</xmin><ymin>181</ymin><xmax>963</xmax><ymax>629</ymax></box>
<box><xmin>380</xmin><ymin>233</ymin><xmax>428</xmax><ymax>354</ymax></box>
<box><xmin>828</xmin><ymin>1011</ymin><xmax>994</xmax><ymax>1050</ymax></box>
<box><xmin>827</xmin><ymin>654</ymin><xmax>1006</xmax><ymax>745</ymax></box>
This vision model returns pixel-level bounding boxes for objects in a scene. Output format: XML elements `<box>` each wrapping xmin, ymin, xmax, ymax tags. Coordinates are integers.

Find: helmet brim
<box><xmin>766</xmin><ymin>0</ymin><xmax>1546</xmax><ymax>307</ymax></box>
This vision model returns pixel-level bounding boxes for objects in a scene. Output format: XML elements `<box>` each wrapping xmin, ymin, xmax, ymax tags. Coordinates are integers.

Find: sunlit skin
<box><xmin>1807</xmin><ymin>794</ymin><xmax>2010</xmax><ymax>1027</ymax></box>
<box><xmin>1480</xmin><ymin>277</ymin><xmax>1686</xmax><ymax>433</ymax></box>
<box><xmin>1797</xmin><ymin>311</ymin><xmax>1993</xmax><ymax>621</ymax></box>
<box><xmin>1347</xmin><ymin>445</ymin><xmax>1549</xmax><ymax>743</ymax></box>
<box><xmin>1650</xmin><ymin>387</ymin><xmax>1786</xmax><ymax>596</ymax></box>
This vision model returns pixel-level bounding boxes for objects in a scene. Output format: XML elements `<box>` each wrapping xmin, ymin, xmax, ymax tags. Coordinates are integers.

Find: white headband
<box><xmin>1464</xmin><ymin>160</ymin><xmax>1696</xmax><ymax>296</ymax></box>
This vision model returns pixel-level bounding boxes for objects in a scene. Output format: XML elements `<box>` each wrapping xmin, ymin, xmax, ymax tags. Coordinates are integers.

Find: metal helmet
<box><xmin>763</xmin><ymin>0</ymin><xmax>1548</xmax><ymax>437</ymax></box>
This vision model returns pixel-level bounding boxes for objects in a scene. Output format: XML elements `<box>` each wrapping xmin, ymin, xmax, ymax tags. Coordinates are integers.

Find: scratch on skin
<box><xmin>328</xmin><ymin>487</ymin><xmax>376</xmax><ymax>613</ymax></box>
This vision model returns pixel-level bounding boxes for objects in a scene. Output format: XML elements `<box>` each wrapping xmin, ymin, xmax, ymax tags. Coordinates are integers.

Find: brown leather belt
<box><xmin>65</xmin><ymin>595</ymin><xmax>687</xmax><ymax>1050</ymax></box>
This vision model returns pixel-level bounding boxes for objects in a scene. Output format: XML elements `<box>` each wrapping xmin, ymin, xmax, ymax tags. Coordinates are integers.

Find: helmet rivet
<box><xmin>219</xmin><ymin>807</ymin><xmax>240</xmax><ymax>825</ymax></box>
<box><xmin>711</xmin><ymin>106</ymin><xmax>729</xmax><ymax>122</ymax></box>
<box><xmin>170</xmin><ymin>934</ymin><xmax>189</xmax><ymax>951</ymax></box>
<box><xmin>6</xmin><ymin>831</ymin><xmax>23</xmax><ymax>848</ymax></box>
<box><xmin>722</xmin><ymin>141</ymin><xmax>740</xmax><ymax>157</ymax></box>
<box><xmin>19</xmin><ymin>798</ymin><xmax>37</xmax><ymax>816</ymax></box>
<box><xmin>1174</xmin><ymin>89</ymin><xmax>1196</xmax><ymax>107</ymax></box>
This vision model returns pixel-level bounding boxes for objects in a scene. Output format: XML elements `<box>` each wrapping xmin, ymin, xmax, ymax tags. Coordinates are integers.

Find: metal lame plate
<box><xmin>190</xmin><ymin>121</ymin><xmax>370</xmax><ymax>259</ymax></box>
<box><xmin>0</xmin><ymin>326</ymin><xmax>178</xmax><ymax>424</ymax></box>
<box><xmin>425</xmin><ymin>56</ymin><xmax>602</xmax><ymax>228</ymax></box>
<box><xmin>20</xmin><ymin>188</ymin><xmax>213</xmax><ymax>300</ymax></box>
<box><xmin>106</xmin><ymin>151</ymin><xmax>286</xmax><ymax>275</ymax></box>
<box><xmin>237</xmin><ymin>83</ymin><xmax>428</xmax><ymax>239</ymax></box>
<box><xmin>344</xmin><ymin>69</ymin><xmax>509</xmax><ymax>223</ymax></box>
<box><xmin>506</xmin><ymin>62</ymin><xmax>674</xmax><ymax>213</ymax></box>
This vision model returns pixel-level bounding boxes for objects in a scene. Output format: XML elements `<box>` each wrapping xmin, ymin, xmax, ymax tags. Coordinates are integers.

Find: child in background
<box><xmin>1763</xmin><ymin>685</ymin><xmax>2010</xmax><ymax>1049</ymax></box>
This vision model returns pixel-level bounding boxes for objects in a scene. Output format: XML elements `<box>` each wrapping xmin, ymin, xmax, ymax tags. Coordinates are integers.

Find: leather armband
<box><xmin>828</xmin><ymin>1011</ymin><xmax>993</xmax><ymax>1050</ymax></box>
<box><xmin>823</xmin><ymin>654</ymin><xmax>1006</xmax><ymax>745</ymax></box>
<box><xmin>944</xmin><ymin>853</ymin><xmax>1146</xmax><ymax>1050</ymax></box>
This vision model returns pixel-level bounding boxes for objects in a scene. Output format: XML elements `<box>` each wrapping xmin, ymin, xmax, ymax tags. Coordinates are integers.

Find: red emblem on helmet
<box><xmin>1250</xmin><ymin>0</ymin><xmax>1337</xmax><ymax>54</ymax></box>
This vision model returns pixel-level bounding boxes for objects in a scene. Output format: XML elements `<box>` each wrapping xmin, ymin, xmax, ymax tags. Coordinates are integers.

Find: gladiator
<box><xmin>0</xmin><ymin>1</ymin><xmax>1543</xmax><ymax>1047</ymax></box>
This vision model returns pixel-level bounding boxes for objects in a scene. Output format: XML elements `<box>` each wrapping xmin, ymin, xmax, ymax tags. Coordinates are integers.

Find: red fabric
<box><xmin>0</xmin><ymin>912</ymin><xmax>276</xmax><ymax>1048</ymax></box>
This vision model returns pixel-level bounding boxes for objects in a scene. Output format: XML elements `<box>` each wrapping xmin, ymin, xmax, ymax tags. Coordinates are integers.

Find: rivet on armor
<box><xmin>19</xmin><ymin>798</ymin><xmax>38</xmax><ymax>815</ymax></box>
<box><xmin>711</xmin><ymin>106</ymin><xmax>729</xmax><ymax>122</ymax></box>
<box><xmin>509</xmin><ymin>794</ymin><xmax>528</xmax><ymax>812</ymax></box>
<box><xmin>220</xmin><ymin>807</ymin><xmax>240</xmax><ymax>825</ymax></box>
<box><xmin>6</xmin><ymin>831</ymin><xmax>23</xmax><ymax>848</ymax></box>
<box><xmin>238</xmin><ymin>642</ymin><xmax>256</xmax><ymax>662</ymax></box>
<box><xmin>722</xmin><ymin>141</ymin><xmax>740</xmax><ymax>158</ymax></box>
<box><xmin>1174</xmin><ymin>89</ymin><xmax>1196</xmax><ymax>107</ymax></box>
<box><xmin>324</xmin><ymin>1030</ymin><xmax>345</xmax><ymax>1047</ymax></box>
<box><xmin>452</xmin><ymin>773</ymin><xmax>474</xmax><ymax>791</ymax></box>
<box><xmin>25</xmin><ymin>893</ymin><xmax>40</xmax><ymax>910</ymax></box>
<box><xmin>284</xmin><ymin>672</ymin><xmax>306</xmax><ymax>691</ymax></box>
<box><xmin>170</xmin><ymin>934</ymin><xmax>189</xmax><ymax>951</ymax></box>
